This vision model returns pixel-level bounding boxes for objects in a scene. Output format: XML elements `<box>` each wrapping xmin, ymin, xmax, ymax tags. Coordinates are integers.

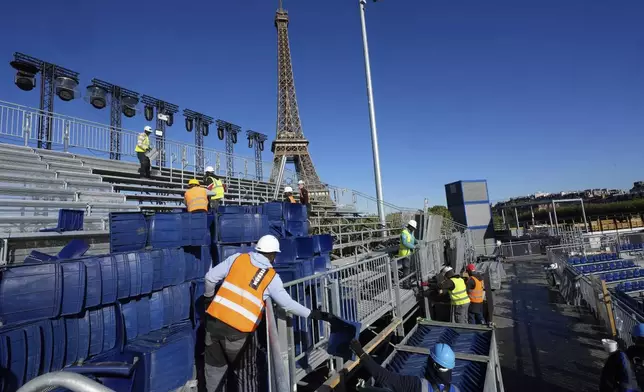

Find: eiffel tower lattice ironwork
<box><xmin>269</xmin><ymin>3</ymin><xmax>325</xmax><ymax>193</ymax></box>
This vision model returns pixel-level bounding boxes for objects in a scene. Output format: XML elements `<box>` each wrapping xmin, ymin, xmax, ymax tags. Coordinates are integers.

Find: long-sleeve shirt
<box><xmin>204</xmin><ymin>252</ymin><xmax>311</xmax><ymax>319</ymax></box>
<box><xmin>359</xmin><ymin>353</ymin><xmax>460</xmax><ymax>392</ymax></box>
<box><xmin>401</xmin><ymin>230</ymin><xmax>417</xmax><ymax>251</ymax></box>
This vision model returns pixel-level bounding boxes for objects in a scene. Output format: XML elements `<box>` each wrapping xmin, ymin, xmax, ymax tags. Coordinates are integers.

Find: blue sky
<box><xmin>0</xmin><ymin>0</ymin><xmax>642</xmax><ymax>208</ymax></box>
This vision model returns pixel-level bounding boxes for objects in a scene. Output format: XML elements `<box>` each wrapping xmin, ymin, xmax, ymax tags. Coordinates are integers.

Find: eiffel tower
<box><xmin>269</xmin><ymin>1</ymin><xmax>327</xmax><ymax>197</ymax></box>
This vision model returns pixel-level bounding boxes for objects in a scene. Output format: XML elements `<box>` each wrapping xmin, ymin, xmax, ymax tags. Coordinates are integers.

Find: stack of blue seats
<box><xmin>620</xmin><ymin>243</ymin><xmax>644</xmax><ymax>251</ymax></box>
<box><xmin>0</xmin><ymin>211</ymin><xmax>211</xmax><ymax>391</ymax></box>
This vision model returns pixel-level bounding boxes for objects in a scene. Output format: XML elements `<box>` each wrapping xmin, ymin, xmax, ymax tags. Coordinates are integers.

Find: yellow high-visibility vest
<box><xmin>208</xmin><ymin>177</ymin><xmax>224</xmax><ymax>200</ymax></box>
<box><xmin>449</xmin><ymin>277</ymin><xmax>470</xmax><ymax>306</ymax></box>
<box><xmin>397</xmin><ymin>229</ymin><xmax>414</xmax><ymax>257</ymax></box>
<box><xmin>135</xmin><ymin>133</ymin><xmax>150</xmax><ymax>153</ymax></box>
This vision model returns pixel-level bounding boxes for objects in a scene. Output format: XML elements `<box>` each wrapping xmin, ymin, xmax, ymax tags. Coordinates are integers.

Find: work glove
<box><xmin>349</xmin><ymin>339</ymin><xmax>365</xmax><ymax>357</ymax></box>
<box><xmin>204</xmin><ymin>295</ymin><xmax>214</xmax><ymax>310</ymax></box>
<box><xmin>309</xmin><ymin>308</ymin><xmax>330</xmax><ymax>321</ymax></box>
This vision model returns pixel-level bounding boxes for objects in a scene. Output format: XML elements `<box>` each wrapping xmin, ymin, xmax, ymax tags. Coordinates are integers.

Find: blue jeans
<box><xmin>468</xmin><ymin>311</ymin><xmax>486</xmax><ymax>325</ymax></box>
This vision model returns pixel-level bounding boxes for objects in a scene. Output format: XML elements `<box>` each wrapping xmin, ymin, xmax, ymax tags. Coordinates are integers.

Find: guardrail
<box><xmin>262</xmin><ymin>238</ymin><xmax>446</xmax><ymax>391</ymax></box>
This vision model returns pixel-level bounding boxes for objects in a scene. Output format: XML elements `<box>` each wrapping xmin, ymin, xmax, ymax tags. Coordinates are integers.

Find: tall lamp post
<box><xmin>358</xmin><ymin>0</ymin><xmax>387</xmax><ymax>229</ymax></box>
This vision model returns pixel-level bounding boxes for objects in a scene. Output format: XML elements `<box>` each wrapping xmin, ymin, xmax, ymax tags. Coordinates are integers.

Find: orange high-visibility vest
<box><xmin>468</xmin><ymin>276</ymin><xmax>484</xmax><ymax>304</ymax></box>
<box><xmin>184</xmin><ymin>187</ymin><xmax>208</xmax><ymax>212</ymax></box>
<box><xmin>287</xmin><ymin>195</ymin><xmax>296</xmax><ymax>203</ymax></box>
<box><xmin>206</xmin><ymin>254</ymin><xmax>276</xmax><ymax>333</ymax></box>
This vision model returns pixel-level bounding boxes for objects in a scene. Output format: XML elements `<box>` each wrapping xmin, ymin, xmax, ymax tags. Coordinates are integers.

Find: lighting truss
<box><xmin>246</xmin><ymin>130</ymin><xmax>268</xmax><ymax>181</ymax></box>
<box><xmin>141</xmin><ymin>95</ymin><xmax>179</xmax><ymax>167</ymax></box>
<box><xmin>183</xmin><ymin>109</ymin><xmax>214</xmax><ymax>174</ymax></box>
<box><xmin>215</xmin><ymin>119</ymin><xmax>241</xmax><ymax>178</ymax></box>
<box><xmin>91</xmin><ymin>79</ymin><xmax>140</xmax><ymax>160</ymax></box>
<box><xmin>12</xmin><ymin>52</ymin><xmax>79</xmax><ymax>149</ymax></box>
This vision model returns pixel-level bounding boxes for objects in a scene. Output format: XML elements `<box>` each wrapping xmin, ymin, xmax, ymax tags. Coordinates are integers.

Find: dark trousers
<box><xmin>137</xmin><ymin>151</ymin><xmax>151</xmax><ymax>178</ymax></box>
<box><xmin>468</xmin><ymin>310</ymin><xmax>486</xmax><ymax>325</ymax></box>
<box><xmin>204</xmin><ymin>333</ymin><xmax>250</xmax><ymax>392</ymax></box>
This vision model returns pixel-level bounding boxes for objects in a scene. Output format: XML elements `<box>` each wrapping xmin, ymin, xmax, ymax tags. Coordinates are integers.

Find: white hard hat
<box><xmin>298</xmin><ymin>180</ymin><xmax>305</xmax><ymax>185</ymax></box>
<box><xmin>284</xmin><ymin>186</ymin><xmax>293</xmax><ymax>193</ymax></box>
<box><xmin>440</xmin><ymin>266</ymin><xmax>453</xmax><ymax>274</ymax></box>
<box><xmin>144</xmin><ymin>126</ymin><xmax>153</xmax><ymax>133</ymax></box>
<box><xmin>496</xmin><ymin>240</ymin><xmax>502</xmax><ymax>246</ymax></box>
<box><xmin>255</xmin><ymin>235</ymin><xmax>281</xmax><ymax>253</ymax></box>
<box><xmin>407</xmin><ymin>220</ymin><xmax>417</xmax><ymax>229</ymax></box>
<box><xmin>205</xmin><ymin>166</ymin><xmax>214</xmax><ymax>173</ymax></box>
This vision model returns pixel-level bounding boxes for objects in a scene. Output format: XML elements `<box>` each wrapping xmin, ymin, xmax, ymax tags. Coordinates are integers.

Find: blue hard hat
<box><xmin>430</xmin><ymin>343</ymin><xmax>456</xmax><ymax>370</ymax></box>
<box><xmin>631</xmin><ymin>323</ymin><xmax>644</xmax><ymax>338</ymax></box>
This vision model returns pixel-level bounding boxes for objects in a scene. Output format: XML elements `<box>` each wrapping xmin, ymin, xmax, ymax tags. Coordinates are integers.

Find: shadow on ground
<box><xmin>494</xmin><ymin>257</ymin><xmax>607</xmax><ymax>392</ymax></box>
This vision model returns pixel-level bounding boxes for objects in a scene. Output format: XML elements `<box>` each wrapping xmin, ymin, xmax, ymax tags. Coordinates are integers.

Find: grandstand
<box><xmin>0</xmin><ymin>101</ymin><xmax>418</xmax><ymax>263</ymax></box>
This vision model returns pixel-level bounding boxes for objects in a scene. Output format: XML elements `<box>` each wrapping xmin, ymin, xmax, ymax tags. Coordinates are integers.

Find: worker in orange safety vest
<box><xmin>465</xmin><ymin>264</ymin><xmax>486</xmax><ymax>325</ymax></box>
<box><xmin>202</xmin><ymin>235</ymin><xmax>328</xmax><ymax>391</ymax></box>
<box><xmin>184</xmin><ymin>179</ymin><xmax>208</xmax><ymax>213</ymax></box>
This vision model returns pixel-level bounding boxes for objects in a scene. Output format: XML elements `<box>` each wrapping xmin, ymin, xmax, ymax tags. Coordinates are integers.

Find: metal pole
<box><xmin>514</xmin><ymin>207</ymin><xmax>520</xmax><ymax>234</ymax></box>
<box><xmin>530</xmin><ymin>205</ymin><xmax>535</xmax><ymax>227</ymax></box>
<box><xmin>358</xmin><ymin>0</ymin><xmax>386</xmax><ymax>229</ymax></box>
<box><xmin>580</xmin><ymin>199</ymin><xmax>589</xmax><ymax>232</ymax></box>
<box><xmin>552</xmin><ymin>201</ymin><xmax>559</xmax><ymax>234</ymax></box>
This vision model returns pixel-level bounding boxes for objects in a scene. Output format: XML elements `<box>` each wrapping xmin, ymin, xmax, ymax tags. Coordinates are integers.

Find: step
<box><xmin>56</xmin><ymin>171</ymin><xmax>102</xmax><ymax>182</ymax></box>
<box><xmin>0</xmin><ymin>199</ymin><xmax>87</xmax><ymax>217</ymax></box>
<box><xmin>0</xmin><ymin>184</ymin><xmax>75</xmax><ymax>200</ymax></box>
<box><xmin>0</xmin><ymin>142</ymin><xmax>34</xmax><ymax>153</ymax></box>
<box><xmin>0</xmin><ymin>165</ymin><xmax>57</xmax><ymax>179</ymax></box>
<box><xmin>0</xmin><ymin>174</ymin><xmax>66</xmax><ymax>190</ymax></box>
<box><xmin>0</xmin><ymin>154</ymin><xmax>43</xmax><ymax>167</ymax></box>
<box><xmin>40</xmin><ymin>155</ymin><xmax>84</xmax><ymax>165</ymax></box>
<box><xmin>0</xmin><ymin>215</ymin><xmax>107</xmax><ymax>233</ymax></box>
<box><xmin>34</xmin><ymin>148</ymin><xmax>74</xmax><ymax>158</ymax></box>
<box><xmin>64</xmin><ymin>179</ymin><xmax>113</xmax><ymax>193</ymax></box>
<box><xmin>88</xmin><ymin>203</ymin><xmax>141</xmax><ymax>214</ymax></box>
<box><xmin>47</xmin><ymin>161</ymin><xmax>91</xmax><ymax>173</ymax></box>
<box><xmin>0</xmin><ymin>147</ymin><xmax>38</xmax><ymax>160</ymax></box>
<box><xmin>77</xmin><ymin>191</ymin><xmax>125</xmax><ymax>203</ymax></box>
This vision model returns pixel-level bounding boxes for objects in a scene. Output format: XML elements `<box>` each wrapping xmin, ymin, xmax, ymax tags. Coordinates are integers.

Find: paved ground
<box><xmin>494</xmin><ymin>256</ymin><xmax>608</xmax><ymax>392</ymax></box>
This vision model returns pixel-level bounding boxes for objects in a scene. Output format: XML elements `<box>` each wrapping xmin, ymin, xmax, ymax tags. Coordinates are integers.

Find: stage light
<box><xmin>10</xmin><ymin>60</ymin><xmax>38</xmax><ymax>91</ymax></box>
<box><xmin>166</xmin><ymin>113</ymin><xmax>174</xmax><ymax>127</ymax></box>
<box><xmin>259</xmin><ymin>140</ymin><xmax>265</xmax><ymax>151</ymax></box>
<box><xmin>86</xmin><ymin>85</ymin><xmax>108</xmax><ymax>109</ymax></box>
<box><xmin>186</xmin><ymin>118</ymin><xmax>193</xmax><ymax>132</ymax></box>
<box><xmin>202</xmin><ymin>123</ymin><xmax>209</xmax><ymax>136</ymax></box>
<box><xmin>121</xmin><ymin>96</ymin><xmax>138</xmax><ymax>118</ymax></box>
<box><xmin>55</xmin><ymin>76</ymin><xmax>79</xmax><ymax>101</ymax></box>
<box><xmin>144</xmin><ymin>105</ymin><xmax>154</xmax><ymax>121</ymax></box>
<box><xmin>217</xmin><ymin>125</ymin><xmax>224</xmax><ymax>140</ymax></box>
<box><xmin>248</xmin><ymin>137</ymin><xmax>253</xmax><ymax>148</ymax></box>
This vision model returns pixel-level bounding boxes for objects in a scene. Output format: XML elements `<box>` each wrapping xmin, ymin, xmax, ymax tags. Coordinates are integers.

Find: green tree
<box><xmin>428</xmin><ymin>205</ymin><xmax>453</xmax><ymax>221</ymax></box>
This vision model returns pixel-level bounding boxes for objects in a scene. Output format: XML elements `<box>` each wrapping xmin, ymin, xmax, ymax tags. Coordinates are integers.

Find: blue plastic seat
<box><xmin>89</xmin><ymin>306</ymin><xmax>117</xmax><ymax>357</ymax></box>
<box><xmin>0</xmin><ymin>263</ymin><xmax>62</xmax><ymax>327</ymax></box>
<box><xmin>617</xmin><ymin>261</ymin><xmax>623</xmax><ymax>269</ymax></box>
<box><xmin>589</xmin><ymin>265</ymin><xmax>597</xmax><ymax>273</ymax></box>
<box><xmin>285</xmin><ymin>220</ymin><xmax>309</xmax><ymax>237</ymax></box>
<box><xmin>40</xmin><ymin>209</ymin><xmax>85</xmax><ymax>233</ymax></box>
<box><xmin>138</xmin><ymin>251</ymin><xmax>154</xmax><ymax>296</ymax></box>
<box><xmin>161</xmin><ymin>248</ymin><xmax>186</xmax><ymax>287</ymax></box>
<box><xmin>627</xmin><ymin>270</ymin><xmax>634</xmax><ymax>278</ymax></box>
<box><xmin>621</xmin><ymin>271</ymin><xmax>628</xmax><ymax>279</ymax></box>
<box><xmin>609</xmin><ymin>262</ymin><xmax>617</xmax><ymax>270</ymax></box>
<box><xmin>149</xmin><ymin>250</ymin><xmax>165</xmax><ymax>291</ymax></box>
<box><xmin>625</xmin><ymin>282</ymin><xmax>633</xmax><ymax>292</ymax></box>
<box><xmin>65</xmin><ymin>311</ymin><xmax>91</xmax><ymax>366</ymax></box>
<box><xmin>149</xmin><ymin>291</ymin><xmax>165</xmax><ymax>332</ymax></box>
<box><xmin>109</xmin><ymin>212</ymin><xmax>148</xmax><ymax>253</ymax></box>
<box><xmin>580</xmin><ymin>257</ymin><xmax>588</xmax><ymax>264</ymax></box>
<box><xmin>60</xmin><ymin>261</ymin><xmax>87</xmax><ymax>316</ymax></box>
<box><xmin>124</xmin><ymin>324</ymin><xmax>195</xmax><ymax>392</ymax></box>
<box><xmin>635</xmin><ymin>269</ymin><xmax>640</xmax><ymax>278</ymax></box>
<box><xmin>627</xmin><ymin>260</ymin><xmax>636</xmax><ymax>267</ymax></box>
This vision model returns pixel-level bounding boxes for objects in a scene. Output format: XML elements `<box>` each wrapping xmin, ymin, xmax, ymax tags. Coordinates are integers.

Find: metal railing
<box><xmin>265</xmin><ymin>237</ymin><xmax>449</xmax><ymax>390</ymax></box>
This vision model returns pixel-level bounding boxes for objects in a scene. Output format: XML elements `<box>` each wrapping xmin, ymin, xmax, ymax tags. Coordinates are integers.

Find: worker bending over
<box><xmin>398</xmin><ymin>220</ymin><xmax>418</xmax><ymax>286</ymax></box>
<box><xmin>349</xmin><ymin>340</ymin><xmax>461</xmax><ymax>392</ymax></box>
<box><xmin>437</xmin><ymin>266</ymin><xmax>470</xmax><ymax>324</ymax></box>
<box><xmin>203</xmin><ymin>166</ymin><xmax>225</xmax><ymax>211</ymax></box>
<box><xmin>135</xmin><ymin>126</ymin><xmax>152</xmax><ymax>179</ymax></box>
<box><xmin>284</xmin><ymin>186</ymin><xmax>296</xmax><ymax>203</ymax></box>
<box><xmin>184</xmin><ymin>179</ymin><xmax>208</xmax><ymax>213</ymax></box>
<box><xmin>465</xmin><ymin>264</ymin><xmax>485</xmax><ymax>325</ymax></box>
<box><xmin>203</xmin><ymin>235</ymin><xmax>328</xmax><ymax>391</ymax></box>
<box><xmin>600</xmin><ymin>324</ymin><xmax>644</xmax><ymax>391</ymax></box>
